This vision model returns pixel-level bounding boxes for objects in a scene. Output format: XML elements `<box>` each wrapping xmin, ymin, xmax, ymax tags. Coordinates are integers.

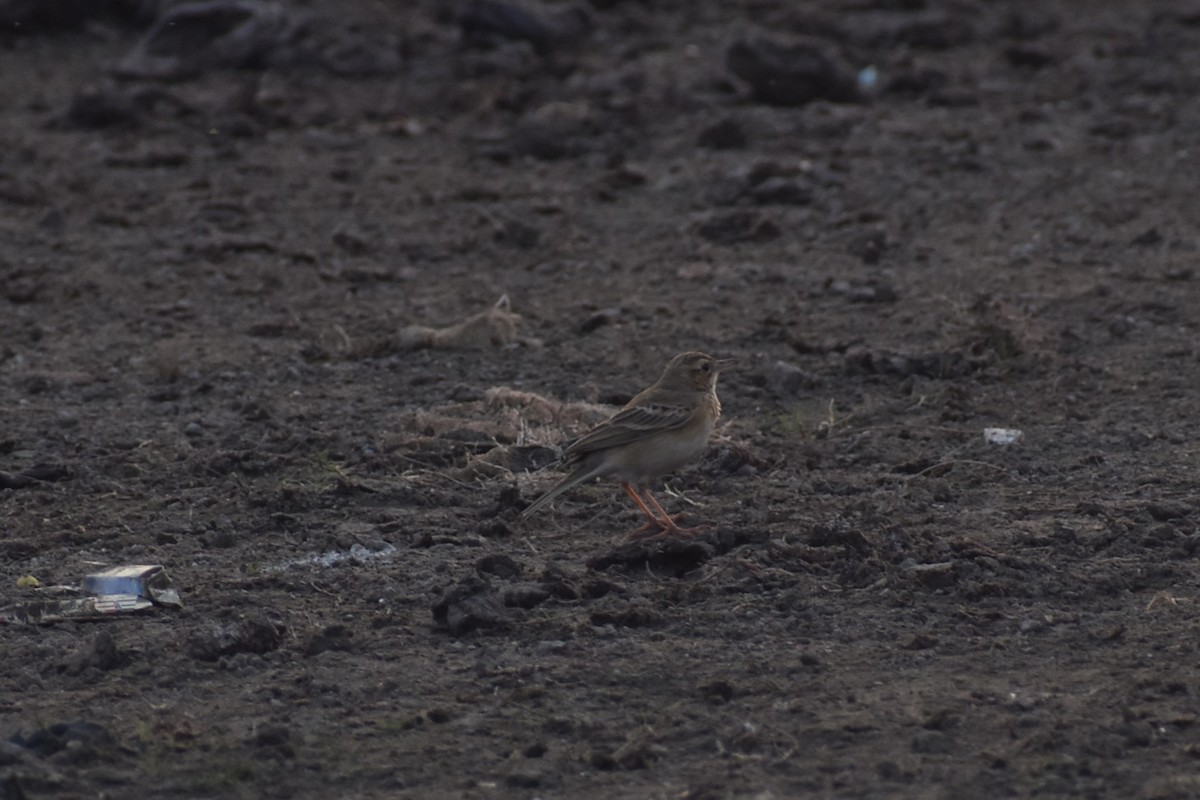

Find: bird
<box><xmin>520</xmin><ymin>351</ymin><xmax>735</xmax><ymax>539</ymax></box>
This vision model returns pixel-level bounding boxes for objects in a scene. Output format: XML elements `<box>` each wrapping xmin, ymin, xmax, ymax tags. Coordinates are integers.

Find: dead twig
<box><xmin>902</xmin><ymin>459</ymin><xmax>1010</xmax><ymax>480</ymax></box>
<box><xmin>1145</xmin><ymin>591</ymin><xmax>1184</xmax><ymax>612</ymax></box>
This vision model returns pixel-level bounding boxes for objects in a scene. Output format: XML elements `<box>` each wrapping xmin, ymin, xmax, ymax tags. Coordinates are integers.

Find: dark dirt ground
<box><xmin>2</xmin><ymin>0</ymin><xmax>1200</xmax><ymax>797</ymax></box>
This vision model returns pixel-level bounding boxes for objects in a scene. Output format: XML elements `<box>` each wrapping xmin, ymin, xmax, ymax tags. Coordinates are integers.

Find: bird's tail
<box><xmin>520</xmin><ymin>460</ymin><xmax>606</xmax><ymax>519</ymax></box>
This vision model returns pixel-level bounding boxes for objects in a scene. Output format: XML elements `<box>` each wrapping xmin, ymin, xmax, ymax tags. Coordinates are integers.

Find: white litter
<box><xmin>272</xmin><ymin>543</ymin><xmax>398</xmax><ymax>572</ymax></box>
<box><xmin>983</xmin><ymin>427</ymin><xmax>1024</xmax><ymax>446</ymax></box>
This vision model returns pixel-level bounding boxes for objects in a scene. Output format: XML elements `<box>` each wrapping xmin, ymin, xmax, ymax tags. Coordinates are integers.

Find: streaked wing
<box><xmin>562</xmin><ymin>403</ymin><xmax>692</xmax><ymax>458</ymax></box>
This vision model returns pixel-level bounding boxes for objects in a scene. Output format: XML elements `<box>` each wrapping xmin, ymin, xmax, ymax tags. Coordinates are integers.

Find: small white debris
<box><xmin>983</xmin><ymin>427</ymin><xmax>1023</xmax><ymax>446</ymax></box>
<box><xmin>303</xmin><ymin>542</ymin><xmax>397</xmax><ymax>569</ymax></box>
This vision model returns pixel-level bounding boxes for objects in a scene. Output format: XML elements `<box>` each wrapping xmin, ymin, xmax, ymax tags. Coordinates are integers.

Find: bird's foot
<box><xmin>620</xmin><ymin>520</ymin><xmax>660</xmax><ymax>541</ymax></box>
<box><xmin>622</xmin><ymin>518</ymin><xmax>712</xmax><ymax>543</ymax></box>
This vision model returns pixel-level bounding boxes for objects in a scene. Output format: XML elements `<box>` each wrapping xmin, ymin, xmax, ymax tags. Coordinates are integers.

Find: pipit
<box><xmin>521</xmin><ymin>351</ymin><xmax>735</xmax><ymax>539</ymax></box>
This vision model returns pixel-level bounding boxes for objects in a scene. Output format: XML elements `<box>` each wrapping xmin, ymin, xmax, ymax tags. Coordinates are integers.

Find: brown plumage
<box><xmin>521</xmin><ymin>351</ymin><xmax>734</xmax><ymax>538</ymax></box>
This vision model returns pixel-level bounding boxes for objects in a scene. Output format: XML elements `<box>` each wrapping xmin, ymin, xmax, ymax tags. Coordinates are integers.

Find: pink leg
<box><xmin>629</xmin><ymin>489</ymin><xmax>712</xmax><ymax>541</ymax></box>
<box><xmin>621</xmin><ymin>482</ymin><xmax>668</xmax><ymax>538</ymax></box>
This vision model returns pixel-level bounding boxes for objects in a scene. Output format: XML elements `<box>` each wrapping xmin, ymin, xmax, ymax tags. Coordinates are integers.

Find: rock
<box><xmin>709</xmin><ymin>161</ymin><xmax>819</xmax><ymax>207</ymax></box>
<box><xmin>849</xmin><ymin>230</ymin><xmax>888</xmax><ymax>264</ymax></box>
<box><xmin>586</xmin><ymin>537</ymin><xmax>715</xmax><ymax>578</ymax></box>
<box><xmin>769</xmin><ymin>360</ymin><xmax>819</xmax><ymax>396</ymax></box>
<box><xmin>0</xmin><ymin>463</ymin><xmax>73</xmax><ymax>490</ymax></box>
<box><xmin>698</xmin><ymin>117</ymin><xmax>747</xmax><ymax>149</ymax></box>
<box><xmin>477</xmin><ymin>519</ymin><xmax>511</xmax><ymax>538</ymax></box>
<box><xmin>696</xmin><ymin>210</ymin><xmax>782</xmax><ymax>245</ymax></box>
<box><xmin>37</xmin><ymin>208</ymin><xmax>65</xmax><ymax>233</ymax></box>
<box><xmin>62</xmin><ymin>85</ymin><xmax>141</xmax><ymax>130</ymax></box>
<box><xmin>579</xmin><ymin>307</ymin><xmax>621</xmax><ymax>334</ymax></box>
<box><xmin>904</xmin><ymin>632</ymin><xmax>939</xmax><ymax>650</ymax></box>
<box><xmin>903</xmin><ymin>560</ymin><xmax>958</xmax><ymax>590</ymax></box>
<box><xmin>0</xmin><ymin>174</ymin><xmax>45</xmax><ymax>207</ymax></box>
<box><xmin>911</xmin><ymin>729</ymin><xmax>952</xmax><ymax>754</ymax></box>
<box><xmin>102</xmin><ymin>147</ymin><xmax>190</xmax><ymax>169</ymax></box>
<box><xmin>726</xmin><ymin>37</ymin><xmax>860</xmax><ymax>107</ymax></box>
<box><xmin>112</xmin><ymin>1</ymin><xmax>402</xmax><ymax>81</ymax></box>
<box><xmin>186</xmin><ymin>613</ymin><xmax>285</xmax><ymax>661</ymax></box>
<box><xmin>502</xmin><ymin>582</ymin><xmax>552</xmax><ymax>609</ymax></box>
<box><xmin>843</xmin><ymin>346</ymin><xmax>985</xmax><ymax>379</ymax></box>
<box><xmin>60</xmin><ymin>631</ymin><xmax>126</xmax><ymax>676</ymax></box>
<box><xmin>1107</xmin><ymin>317</ymin><xmax>1134</xmax><ymax>338</ymax></box>
<box><xmin>302</xmin><ymin>23</ymin><xmax>402</xmax><ymax>77</ymax></box>
<box><xmin>300</xmin><ymin>624</ymin><xmax>353</xmax><ymax>656</ymax></box>
<box><xmin>702</xmin><ymin>442</ymin><xmax>761</xmax><ymax>477</ymax></box>
<box><xmin>1131</xmin><ymin>228</ymin><xmax>1163</xmax><ymax>247</ymax></box>
<box><xmin>827</xmin><ymin>278</ymin><xmax>897</xmax><ymax>303</ymax></box>
<box><xmin>0</xmin><ymin>742</ymin><xmax>65</xmax><ymax>794</ymax></box>
<box><xmin>1005</xmin><ymin>45</ymin><xmax>1054</xmax><ymax>69</ymax></box>
<box><xmin>460</xmin><ymin>0</ymin><xmax>590</xmax><ymax>55</ymax></box>
<box><xmin>1145</xmin><ymin>501</ymin><xmax>1191</xmax><ymax>522</ymax></box>
<box><xmin>1</xmin><ymin>272</ymin><xmax>42</xmax><ymax>304</ymax></box>
<box><xmin>201</xmin><ymin>525</ymin><xmax>236</xmax><ymax>551</ymax></box>
<box><xmin>476</xmin><ymin>553</ymin><xmax>524</xmax><ymax>580</ymax></box>
<box><xmin>247</xmin><ymin>723</ymin><xmax>295</xmax><ymax>758</ymax></box>
<box><xmin>116</xmin><ymin>1</ymin><xmax>295</xmax><ymax>81</ymax></box>
<box><xmin>0</xmin><ymin>0</ymin><xmax>145</xmax><ymax>32</ymax></box>
<box><xmin>886</xmin><ymin>15</ymin><xmax>974</xmax><ymax>50</ymax></box>
<box><xmin>478</xmin><ymin>472</ymin><xmax>551</xmax><ymax>509</ymax></box>
<box><xmin>748</xmin><ymin>176</ymin><xmax>812</xmax><ymax>206</ymax></box>
<box><xmin>432</xmin><ymin>576</ymin><xmax>512</xmax><ymax>635</ymax></box>
<box><xmin>1121</xmin><ymin>722</ymin><xmax>1154</xmax><ymax>748</ymax></box>
<box><xmin>10</xmin><ymin>721</ymin><xmax>117</xmax><ymax>761</ymax></box>
<box><xmin>511</xmin><ymin>101</ymin><xmax>596</xmax><ymax>160</ymax></box>
<box><xmin>505</xmin><ymin>766</ymin><xmax>545</xmax><ymax>788</ymax></box>
<box><xmin>699</xmin><ymin>680</ymin><xmax>735</xmax><ymax>704</ymax></box>
<box><xmin>1000</xmin><ymin>10</ymin><xmax>1060</xmax><ymax>41</ymax></box>
<box><xmin>885</xmin><ymin>68</ymin><xmax>950</xmax><ymax>97</ymax></box>
<box><xmin>331</xmin><ymin>227</ymin><xmax>372</xmax><ymax>255</ymax></box>
<box><xmin>597</xmin><ymin>164</ymin><xmax>647</xmax><ymax>196</ymax></box>
<box><xmin>494</xmin><ymin>219</ymin><xmax>540</xmax><ymax>249</ymax></box>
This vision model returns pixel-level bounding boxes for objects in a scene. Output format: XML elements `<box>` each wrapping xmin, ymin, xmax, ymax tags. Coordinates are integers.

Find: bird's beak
<box><xmin>716</xmin><ymin>358</ymin><xmax>738</xmax><ymax>371</ymax></box>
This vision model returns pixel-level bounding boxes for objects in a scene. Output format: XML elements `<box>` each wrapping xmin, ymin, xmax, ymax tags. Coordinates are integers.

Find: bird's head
<box><xmin>660</xmin><ymin>351</ymin><xmax>736</xmax><ymax>391</ymax></box>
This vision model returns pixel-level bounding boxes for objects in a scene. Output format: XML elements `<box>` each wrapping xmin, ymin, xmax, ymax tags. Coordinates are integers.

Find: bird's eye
<box><xmin>700</xmin><ymin>362</ymin><xmax>712</xmax><ymax>372</ymax></box>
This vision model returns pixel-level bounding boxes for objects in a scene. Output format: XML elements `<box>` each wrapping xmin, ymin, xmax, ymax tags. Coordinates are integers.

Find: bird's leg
<box><xmin>639</xmin><ymin>488</ymin><xmax>712</xmax><ymax>539</ymax></box>
<box><xmin>621</xmin><ymin>482</ymin><xmax>669</xmax><ymax>539</ymax></box>
<box><xmin>641</xmin><ymin>489</ymin><xmax>678</xmax><ymax>524</ymax></box>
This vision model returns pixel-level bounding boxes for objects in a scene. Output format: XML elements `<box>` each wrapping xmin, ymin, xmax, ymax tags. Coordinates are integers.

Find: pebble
<box><xmin>511</xmin><ymin>101</ymin><xmax>595</xmax><ymax>160</ymax></box>
<box><xmin>726</xmin><ymin>37</ymin><xmax>860</xmax><ymax>107</ymax></box>
<box><xmin>749</xmin><ymin>177</ymin><xmax>812</xmax><ymax>206</ymax></box>
<box><xmin>911</xmin><ymin>729</ymin><xmax>952</xmax><ymax>754</ymax></box>
<box><xmin>696</xmin><ymin>210</ymin><xmax>781</xmax><ymax>245</ymax></box>
<box><xmin>460</xmin><ymin>0</ymin><xmax>590</xmax><ymax>55</ymax></box>
<box><xmin>698</xmin><ymin>117</ymin><xmax>747</xmax><ymax>149</ymax></box>
<box><xmin>505</xmin><ymin>766</ymin><xmax>544</xmax><ymax>788</ymax></box>
<box><xmin>769</xmin><ymin>360</ymin><xmax>819</xmax><ymax>396</ymax></box>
